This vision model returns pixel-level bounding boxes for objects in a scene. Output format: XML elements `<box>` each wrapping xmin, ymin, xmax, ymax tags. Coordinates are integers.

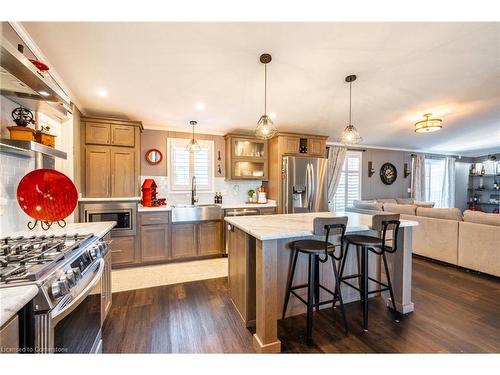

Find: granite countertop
<box><xmin>224</xmin><ymin>211</ymin><xmax>418</xmax><ymax>241</ymax></box>
<box><xmin>0</xmin><ymin>285</ymin><xmax>38</xmax><ymax>327</ymax></box>
<box><xmin>3</xmin><ymin>221</ymin><xmax>116</xmax><ymax>239</ymax></box>
<box><xmin>138</xmin><ymin>200</ymin><xmax>277</xmax><ymax>212</ymax></box>
<box><xmin>78</xmin><ymin>197</ymin><xmax>141</xmax><ymax>202</ymax></box>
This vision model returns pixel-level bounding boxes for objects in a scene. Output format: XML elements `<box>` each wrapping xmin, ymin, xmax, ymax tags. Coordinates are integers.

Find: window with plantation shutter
<box><xmin>167</xmin><ymin>138</ymin><xmax>214</xmax><ymax>191</ymax></box>
<box><xmin>331</xmin><ymin>151</ymin><xmax>362</xmax><ymax>211</ymax></box>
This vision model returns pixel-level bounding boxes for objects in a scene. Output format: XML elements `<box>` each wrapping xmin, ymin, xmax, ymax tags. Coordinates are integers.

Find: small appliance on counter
<box><xmin>141</xmin><ymin>179</ymin><xmax>167</xmax><ymax>207</ymax></box>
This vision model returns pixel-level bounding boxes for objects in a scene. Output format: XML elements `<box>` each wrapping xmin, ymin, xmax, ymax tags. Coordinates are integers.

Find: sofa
<box><xmin>350</xmin><ymin>200</ymin><xmax>500</xmax><ymax>277</ymax></box>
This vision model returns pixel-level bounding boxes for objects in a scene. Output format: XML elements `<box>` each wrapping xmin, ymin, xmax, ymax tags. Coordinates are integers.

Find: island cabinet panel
<box><xmin>110</xmin><ymin>148</ymin><xmax>136</xmax><ymax>197</ymax></box>
<box><xmin>227</xmin><ymin>226</ymin><xmax>256</xmax><ymax>326</ymax></box>
<box><xmin>109</xmin><ymin>235</ymin><xmax>136</xmax><ymax>266</ymax></box>
<box><xmin>0</xmin><ymin>315</ymin><xmax>19</xmax><ymax>354</ymax></box>
<box><xmin>198</xmin><ymin>221</ymin><xmax>224</xmax><ymax>256</ymax></box>
<box><xmin>85</xmin><ymin>146</ymin><xmax>111</xmax><ymax>197</ymax></box>
<box><xmin>111</xmin><ymin>124</ymin><xmax>135</xmax><ymax>147</ymax></box>
<box><xmin>171</xmin><ymin>223</ymin><xmax>197</xmax><ymax>259</ymax></box>
<box><xmin>85</xmin><ymin>122</ymin><xmax>110</xmax><ymax>145</ymax></box>
<box><xmin>140</xmin><ymin>224</ymin><xmax>170</xmax><ymax>262</ymax></box>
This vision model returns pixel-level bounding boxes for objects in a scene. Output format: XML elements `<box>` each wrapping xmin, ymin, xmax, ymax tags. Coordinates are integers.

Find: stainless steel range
<box><xmin>0</xmin><ymin>233</ymin><xmax>108</xmax><ymax>353</ymax></box>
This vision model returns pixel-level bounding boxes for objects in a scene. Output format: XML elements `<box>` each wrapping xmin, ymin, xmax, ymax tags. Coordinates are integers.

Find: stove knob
<box><xmin>50</xmin><ymin>278</ymin><xmax>69</xmax><ymax>298</ymax></box>
<box><xmin>58</xmin><ymin>277</ymin><xmax>70</xmax><ymax>295</ymax></box>
<box><xmin>65</xmin><ymin>270</ymin><xmax>77</xmax><ymax>287</ymax></box>
<box><xmin>88</xmin><ymin>246</ymin><xmax>99</xmax><ymax>260</ymax></box>
<box><xmin>72</xmin><ymin>267</ymin><xmax>82</xmax><ymax>280</ymax></box>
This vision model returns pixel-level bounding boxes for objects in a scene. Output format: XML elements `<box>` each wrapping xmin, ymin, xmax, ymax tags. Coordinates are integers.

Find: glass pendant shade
<box><xmin>340</xmin><ymin>124</ymin><xmax>362</xmax><ymax>145</ymax></box>
<box><xmin>414</xmin><ymin>113</ymin><xmax>442</xmax><ymax>133</ymax></box>
<box><xmin>186</xmin><ymin>138</ymin><xmax>201</xmax><ymax>153</ymax></box>
<box><xmin>186</xmin><ymin>120</ymin><xmax>201</xmax><ymax>153</ymax></box>
<box><xmin>255</xmin><ymin>114</ymin><xmax>277</xmax><ymax>139</ymax></box>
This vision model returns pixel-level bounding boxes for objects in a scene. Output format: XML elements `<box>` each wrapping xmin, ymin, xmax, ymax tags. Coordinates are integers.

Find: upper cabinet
<box><xmin>81</xmin><ymin>117</ymin><xmax>142</xmax><ymax>198</ymax></box>
<box><xmin>276</xmin><ymin>134</ymin><xmax>328</xmax><ymax>157</ymax></box>
<box><xmin>85</xmin><ymin>121</ymin><xmax>135</xmax><ymax>147</ymax></box>
<box><xmin>225</xmin><ymin>134</ymin><xmax>268</xmax><ymax>180</ymax></box>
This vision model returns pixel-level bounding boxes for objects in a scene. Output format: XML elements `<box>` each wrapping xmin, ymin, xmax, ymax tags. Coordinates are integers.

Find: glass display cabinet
<box><xmin>224</xmin><ymin>134</ymin><xmax>268</xmax><ymax>180</ymax></box>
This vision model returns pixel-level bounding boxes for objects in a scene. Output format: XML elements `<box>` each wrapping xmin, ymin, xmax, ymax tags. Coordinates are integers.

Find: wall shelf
<box><xmin>0</xmin><ymin>138</ymin><xmax>67</xmax><ymax>159</ymax></box>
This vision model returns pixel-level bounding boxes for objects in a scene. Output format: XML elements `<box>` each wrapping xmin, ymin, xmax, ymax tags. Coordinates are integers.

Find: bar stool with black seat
<box><xmin>282</xmin><ymin>216</ymin><xmax>349</xmax><ymax>341</ymax></box>
<box><xmin>339</xmin><ymin>213</ymin><xmax>401</xmax><ymax>332</ymax></box>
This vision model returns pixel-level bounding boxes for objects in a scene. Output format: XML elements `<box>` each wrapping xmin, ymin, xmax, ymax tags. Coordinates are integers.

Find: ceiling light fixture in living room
<box><xmin>340</xmin><ymin>75</ymin><xmax>362</xmax><ymax>145</ymax></box>
<box><xmin>255</xmin><ymin>53</ymin><xmax>277</xmax><ymax>139</ymax></box>
<box><xmin>414</xmin><ymin>113</ymin><xmax>443</xmax><ymax>133</ymax></box>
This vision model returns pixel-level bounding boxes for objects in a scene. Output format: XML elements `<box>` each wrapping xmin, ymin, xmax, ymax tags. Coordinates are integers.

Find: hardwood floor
<box><xmin>102</xmin><ymin>256</ymin><xmax>500</xmax><ymax>353</ymax></box>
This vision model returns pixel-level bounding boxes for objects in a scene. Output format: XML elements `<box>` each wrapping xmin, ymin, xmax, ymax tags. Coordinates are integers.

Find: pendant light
<box><xmin>186</xmin><ymin>120</ymin><xmax>201</xmax><ymax>153</ymax></box>
<box><xmin>414</xmin><ymin>113</ymin><xmax>442</xmax><ymax>133</ymax></box>
<box><xmin>255</xmin><ymin>53</ymin><xmax>277</xmax><ymax>139</ymax></box>
<box><xmin>340</xmin><ymin>75</ymin><xmax>362</xmax><ymax>145</ymax></box>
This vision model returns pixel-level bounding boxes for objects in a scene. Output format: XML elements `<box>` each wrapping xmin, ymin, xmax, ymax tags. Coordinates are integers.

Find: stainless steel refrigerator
<box><xmin>282</xmin><ymin>156</ymin><xmax>329</xmax><ymax>213</ymax></box>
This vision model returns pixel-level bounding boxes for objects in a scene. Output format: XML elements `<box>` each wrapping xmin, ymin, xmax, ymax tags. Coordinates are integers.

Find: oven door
<box><xmin>51</xmin><ymin>259</ymin><xmax>104</xmax><ymax>354</ymax></box>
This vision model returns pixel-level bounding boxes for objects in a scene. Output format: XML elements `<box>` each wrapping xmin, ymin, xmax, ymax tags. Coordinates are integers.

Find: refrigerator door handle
<box><xmin>305</xmin><ymin>163</ymin><xmax>310</xmax><ymax>211</ymax></box>
<box><xmin>309</xmin><ymin>162</ymin><xmax>315</xmax><ymax>211</ymax></box>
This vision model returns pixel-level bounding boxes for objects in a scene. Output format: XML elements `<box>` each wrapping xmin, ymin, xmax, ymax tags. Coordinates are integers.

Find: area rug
<box><xmin>111</xmin><ymin>257</ymin><xmax>228</xmax><ymax>292</ymax></box>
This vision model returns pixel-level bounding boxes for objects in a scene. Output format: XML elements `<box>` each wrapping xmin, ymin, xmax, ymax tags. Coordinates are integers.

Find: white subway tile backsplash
<box><xmin>140</xmin><ymin>176</ymin><xmax>263</xmax><ymax>206</ymax></box>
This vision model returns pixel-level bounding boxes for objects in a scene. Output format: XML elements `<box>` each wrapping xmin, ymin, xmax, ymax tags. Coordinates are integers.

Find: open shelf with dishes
<box><xmin>467</xmin><ymin>161</ymin><xmax>500</xmax><ymax>213</ymax></box>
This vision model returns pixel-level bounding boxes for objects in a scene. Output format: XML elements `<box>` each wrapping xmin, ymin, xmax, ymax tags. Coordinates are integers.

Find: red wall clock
<box><xmin>17</xmin><ymin>169</ymin><xmax>78</xmax><ymax>230</ymax></box>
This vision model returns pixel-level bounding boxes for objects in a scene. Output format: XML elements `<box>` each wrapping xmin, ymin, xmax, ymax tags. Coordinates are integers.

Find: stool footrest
<box><xmin>290</xmin><ymin>290</ymin><xmax>308</xmax><ymax>305</ymax></box>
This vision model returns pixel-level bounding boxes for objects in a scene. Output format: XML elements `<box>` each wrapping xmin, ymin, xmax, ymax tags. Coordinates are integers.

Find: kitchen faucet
<box><xmin>191</xmin><ymin>175</ymin><xmax>198</xmax><ymax>205</ymax></box>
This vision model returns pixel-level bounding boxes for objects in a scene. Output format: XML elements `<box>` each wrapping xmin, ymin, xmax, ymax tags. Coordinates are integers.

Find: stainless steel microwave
<box><xmin>80</xmin><ymin>202</ymin><xmax>136</xmax><ymax>236</ymax></box>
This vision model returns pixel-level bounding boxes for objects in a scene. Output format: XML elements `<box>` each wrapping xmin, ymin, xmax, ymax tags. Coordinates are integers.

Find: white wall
<box><xmin>0</xmin><ymin>96</ymin><xmax>74</xmax><ymax>236</ymax></box>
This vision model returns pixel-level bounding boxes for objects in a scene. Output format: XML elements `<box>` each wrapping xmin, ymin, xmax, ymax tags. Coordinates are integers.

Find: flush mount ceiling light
<box><xmin>340</xmin><ymin>75</ymin><xmax>362</xmax><ymax>145</ymax></box>
<box><xmin>255</xmin><ymin>53</ymin><xmax>277</xmax><ymax>139</ymax></box>
<box><xmin>96</xmin><ymin>88</ymin><xmax>108</xmax><ymax>97</ymax></box>
<box><xmin>414</xmin><ymin>113</ymin><xmax>443</xmax><ymax>133</ymax></box>
<box><xmin>186</xmin><ymin>120</ymin><xmax>201</xmax><ymax>153</ymax></box>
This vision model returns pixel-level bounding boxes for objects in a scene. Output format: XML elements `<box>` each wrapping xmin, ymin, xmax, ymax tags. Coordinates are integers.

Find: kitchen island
<box><xmin>224</xmin><ymin>211</ymin><xmax>418</xmax><ymax>353</ymax></box>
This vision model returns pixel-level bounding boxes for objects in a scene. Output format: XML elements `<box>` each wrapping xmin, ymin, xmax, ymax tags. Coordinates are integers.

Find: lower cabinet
<box><xmin>141</xmin><ymin>224</ymin><xmax>170</xmax><ymax>262</ymax></box>
<box><xmin>171</xmin><ymin>223</ymin><xmax>197</xmax><ymax>259</ymax></box>
<box><xmin>101</xmin><ymin>249</ymin><xmax>112</xmax><ymax>325</ymax></box>
<box><xmin>136</xmin><ymin>212</ymin><xmax>226</xmax><ymax>265</ymax></box>
<box><xmin>109</xmin><ymin>235</ymin><xmax>136</xmax><ymax>266</ymax></box>
<box><xmin>198</xmin><ymin>221</ymin><xmax>223</xmax><ymax>256</ymax></box>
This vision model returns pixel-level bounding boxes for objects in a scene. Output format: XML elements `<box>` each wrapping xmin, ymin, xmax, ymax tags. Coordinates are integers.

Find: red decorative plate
<box><xmin>29</xmin><ymin>59</ymin><xmax>49</xmax><ymax>72</ymax></box>
<box><xmin>17</xmin><ymin>169</ymin><xmax>77</xmax><ymax>222</ymax></box>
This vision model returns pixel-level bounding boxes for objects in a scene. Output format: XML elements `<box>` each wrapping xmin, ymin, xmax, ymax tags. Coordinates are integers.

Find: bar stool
<box><xmin>339</xmin><ymin>213</ymin><xmax>401</xmax><ymax>332</ymax></box>
<box><xmin>282</xmin><ymin>216</ymin><xmax>349</xmax><ymax>341</ymax></box>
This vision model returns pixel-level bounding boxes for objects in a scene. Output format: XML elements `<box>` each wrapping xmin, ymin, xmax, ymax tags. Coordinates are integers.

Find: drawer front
<box><xmin>140</xmin><ymin>212</ymin><xmax>170</xmax><ymax>225</ymax></box>
<box><xmin>259</xmin><ymin>207</ymin><xmax>276</xmax><ymax>215</ymax></box>
<box><xmin>110</xmin><ymin>235</ymin><xmax>136</xmax><ymax>265</ymax></box>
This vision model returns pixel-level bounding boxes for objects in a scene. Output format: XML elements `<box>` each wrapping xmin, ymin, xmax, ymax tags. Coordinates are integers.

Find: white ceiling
<box><xmin>22</xmin><ymin>22</ymin><xmax>500</xmax><ymax>156</ymax></box>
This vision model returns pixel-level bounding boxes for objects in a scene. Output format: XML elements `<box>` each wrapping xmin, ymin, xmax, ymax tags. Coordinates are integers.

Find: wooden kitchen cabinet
<box><xmin>224</xmin><ymin>134</ymin><xmax>268</xmax><ymax>180</ymax></box>
<box><xmin>308</xmin><ymin>137</ymin><xmax>326</xmax><ymax>156</ymax></box>
<box><xmin>85</xmin><ymin>146</ymin><xmax>111</xmax><ymax>198</ymax></box>
<box><xmin>140</xmin><ymin>224</ymin><xmax>170</xmax><ymax>262</ymax></box>
<box><xmin>101</xmin><ymin>249</ymin><xmax>112</xmax><ymax>325</ymax></box>
<box><xmin>198</xmin><ymin>221</ymin><xmax>223</xmax><ymax>256</ymax></box>
<box><xmin>111</xmin><ymin>124</ymin><xmax>135</xmax><ymax>147</ymax></box>
<box><xmin>81</xmin><ymin>116</ymin><xmax>142</xmax><ymax>198</ymax></box>
<box><xmin>171</xmin><ymin>223</ymin><xmax>197</xmax><ymax>259</ymax></box>
<box><xmin>85</xmin><ymin>122</ymin><xmax>110</xmax><ymax>145</ymax></box>
<box><xmin>110</xmin><ymin>148</ymin><xmax>136</xmax><ymax>197</ymax></box>
<box><xmin>109</xmin><ymin>235</ymin><xmax>136</xmax><ymax>266</ymax></box>
<box><xmin>282</xmin><ymin>136</ymin><xmax>300</xmax><ymax>154</ymax></box>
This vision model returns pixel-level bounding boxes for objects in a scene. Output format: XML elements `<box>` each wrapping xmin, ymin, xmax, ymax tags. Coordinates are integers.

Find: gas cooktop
<box><xmin>0</xmin><ymin>234</ymin><xmax>94</xmax><ymax>284</ymax></box>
